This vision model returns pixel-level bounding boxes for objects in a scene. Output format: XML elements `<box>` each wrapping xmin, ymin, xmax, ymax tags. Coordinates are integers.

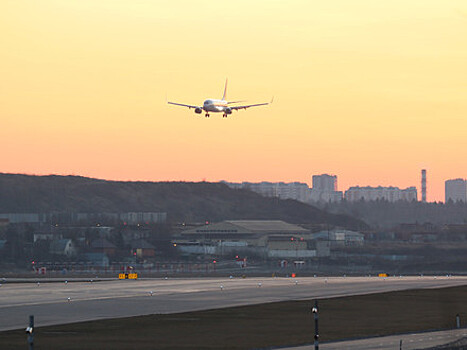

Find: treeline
<box><xmin>319</xmin><ymin>200</ymin><xmax>467</xmax><ymax>229</ymax></box>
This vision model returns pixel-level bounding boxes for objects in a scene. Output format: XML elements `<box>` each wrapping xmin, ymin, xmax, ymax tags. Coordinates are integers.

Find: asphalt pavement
<box><xmin>282</xmin><ymin>328</ymin><xmax>467</xmax><ymax>350</ymax></box>
<box><xmin>0</xmin><ymin>276</ymin><xmax>466</xmax><ymax>332</ymax></box>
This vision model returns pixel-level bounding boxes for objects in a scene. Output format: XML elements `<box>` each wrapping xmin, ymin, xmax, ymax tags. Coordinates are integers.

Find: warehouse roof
<box><xmin>182</xmin><ymin>220</ymin><xmax>308</xmax><ymax>235</ymax></box>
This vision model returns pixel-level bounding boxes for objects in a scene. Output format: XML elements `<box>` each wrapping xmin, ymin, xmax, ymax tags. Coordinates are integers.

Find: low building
<box><xmin>83</xmin><ymin>253</ymin><xmax>110</xmax><ymax>268</ymax></box>
<box><xmin>91</xmin><ymin>238</ymin><xmax>117</xmax><ymax>257</ymax></box>
<box><xmin>313</xmin><ymin>229</ymin><xmax>364</xmax><ymax>247</ymax></box>
<box><xmin>49</xmin><ymin>239</ymin><xmax>77</xmax><ymax>257</ymax></box>
<box><xmin>0</xmin><ymin>213</ymin><xmax>47</xmax><ymax>224</ymax></box>
<box><xmin>267</xmin><ymin>236</ymin><xmax>316</xmax><ymax>258</ymax></box>
<box><xmin>33</xmin><ymin>232</ymin><xmax>58</xmax><ymax>243</ymax></box>
<box><xmin>173</xmin><ymin>220</ymin><xmax>327</xmax><ymax>258</ymax></box>
<box><xmin>130</xmin><ymin>239</ymin><xmax>155</xmax><ymax>258</ymax></box>
<box><xmin>121</xmin><ymin>227</ymin><xmax>151</xmax><ymax>244</ymax></box>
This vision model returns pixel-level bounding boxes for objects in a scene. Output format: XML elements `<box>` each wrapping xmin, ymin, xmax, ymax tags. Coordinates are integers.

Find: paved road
<box><xmin>283</xmin><ymin>328</ymin><xmax>467</xmax><ymax>350</ymax></box>
<box><xmin>0</xmin><ymin>276</ymin><xmax>466</xmax><ymax>331</ymax></box>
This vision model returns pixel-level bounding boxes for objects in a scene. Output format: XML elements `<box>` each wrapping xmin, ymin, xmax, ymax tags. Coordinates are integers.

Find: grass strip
<box><xmin>0</xmin><ymin>285</ymin><xmax>465</xmax><ymax>349</ymax></box>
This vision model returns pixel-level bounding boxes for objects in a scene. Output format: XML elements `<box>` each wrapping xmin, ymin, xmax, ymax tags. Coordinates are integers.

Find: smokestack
<box><xmin>421</xmin><ymin>169</ymin><xmax>427</xmax><ymax>202</ymax></box>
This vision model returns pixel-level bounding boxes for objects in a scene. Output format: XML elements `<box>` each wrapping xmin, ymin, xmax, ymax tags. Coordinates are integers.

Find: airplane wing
<box><xmin>229</xmin><ymin>102</ymin><xmax>271</xmax><ymax>111</ymax></box>
<box><xmin>167</xmin><ymin>101</ymin><xmax>200</xmax><ymax>109</ymax></box>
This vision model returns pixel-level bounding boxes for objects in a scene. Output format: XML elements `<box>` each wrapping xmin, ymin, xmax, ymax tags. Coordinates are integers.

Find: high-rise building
<box><xmin>445</xmin><ymin>179</ymin><xmax>467</xmax><ymax>203</ymax></box>
<box><xmin>421</xmin><ymin>169</ymin><xmax>427</xmax><ymax>202</ymax></box>
<box><xmin>223</xmin><ymin>181</ymin><xmax>311</xmax><ymax>203</ymax></box>
<box><xmin>310</xmin><ymin>174</ymin><xmax>342</xmax><ymax>202</ymax></box>
<box><xmin>345</xmin><ymin>186</ymin><xmax>418</xmax><ymax>202</ymax></box>
<box><xmin>312</xmin><ymin>174</ymin><xmax>337</xmax><ymax>192</ymax></box>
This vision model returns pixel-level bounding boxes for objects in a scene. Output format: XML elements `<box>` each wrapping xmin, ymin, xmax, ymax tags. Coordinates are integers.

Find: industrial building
<box><xmin>173</xmin><ymin>220</ymin><xmax>330</xmax><ymax>258</ymax></box>
<box><xmin>312</xmin><ymin>229</ymin><xmax>365</xmax><ymax>247</ymax></box>
<box><xmin>421</xmin><ymin>169</ymin><xmax>427</xmax><ymax>202</ymax></box>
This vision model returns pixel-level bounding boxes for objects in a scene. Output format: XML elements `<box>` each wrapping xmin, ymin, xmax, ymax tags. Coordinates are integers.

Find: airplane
<box><xmin>167</xmin><ymin>79</ymin><xmax>272</xmax><ymax>118</ymax></box>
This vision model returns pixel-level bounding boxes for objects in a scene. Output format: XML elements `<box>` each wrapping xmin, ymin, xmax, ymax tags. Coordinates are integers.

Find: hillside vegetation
<box><xmin>0</xmin><ymin>174</ymin><xmax>365</xmax><ymax>229</ymax></box>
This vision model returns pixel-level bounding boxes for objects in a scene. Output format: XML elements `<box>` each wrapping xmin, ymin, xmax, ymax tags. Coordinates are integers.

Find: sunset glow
<box><xmin>1</xmin><ymin>0</ymin><xmax>466</xmax><ymax>201</ymax></box>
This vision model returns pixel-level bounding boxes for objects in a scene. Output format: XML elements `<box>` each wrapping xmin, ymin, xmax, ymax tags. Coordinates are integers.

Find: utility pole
<box><xmin>26</xmin><ymin>315</ymin><xmax>34</xmax><ymax>350</ymax></box>
<box><xmin>312</xmin><ymin>300</ymin><xmax>319</xmax><ymax>350</ymax></box>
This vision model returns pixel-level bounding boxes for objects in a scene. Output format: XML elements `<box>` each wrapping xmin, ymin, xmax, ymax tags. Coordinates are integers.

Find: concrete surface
<box><xmin>0</xmin><ymin>276</ymin><xmax>466</xmax><ymax>332</ymax></box>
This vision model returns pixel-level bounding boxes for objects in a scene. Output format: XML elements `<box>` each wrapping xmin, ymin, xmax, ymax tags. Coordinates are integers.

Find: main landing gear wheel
<box><xmin>205</xmin><ymin>113</ymin><xmax>210</xmax><ymax>118</ymax></box>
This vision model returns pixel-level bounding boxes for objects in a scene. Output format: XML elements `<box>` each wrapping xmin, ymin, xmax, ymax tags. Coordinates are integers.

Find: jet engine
<box><xmin>194</xmin><ymin>107</ymin><xmax>203</xmax><ymax>114</ymax></box>
<box><xmin>225</xmin><ymin>108</ymin><xmax>232</xmax><ymax>115</ymax></box>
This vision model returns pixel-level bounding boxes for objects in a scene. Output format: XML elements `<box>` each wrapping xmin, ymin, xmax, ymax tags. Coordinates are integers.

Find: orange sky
<box><xmin>1</xmin><ymin>0</ymin><xmax>466</xmax><ymax>202</ymax></box>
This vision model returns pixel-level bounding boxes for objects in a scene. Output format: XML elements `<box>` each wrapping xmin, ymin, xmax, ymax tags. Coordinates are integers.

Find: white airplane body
<box><xmin>168</xmin><ymin>80</ymin><xmax>271</xmax><ymax>118</ymax></box>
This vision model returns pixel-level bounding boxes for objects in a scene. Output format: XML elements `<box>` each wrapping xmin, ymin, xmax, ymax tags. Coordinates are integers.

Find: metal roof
<box><xmin>225</xmin><ymin>220</ymin><xmax>309</xmax><ymax>233</ymax></box>
<box><xmin>130</xmin><ymin>239</ymin><xmax>155</xmax><ymax>249</ymax></box>
<box><xmin>91</xmin><ymin>238</ymin><xmax>116</xmax><ymax>249</ymax></box>
<box><xmin>182</xmin><ymin>220</ymin><xmax>309</xmax><ymax>235</ymax></box>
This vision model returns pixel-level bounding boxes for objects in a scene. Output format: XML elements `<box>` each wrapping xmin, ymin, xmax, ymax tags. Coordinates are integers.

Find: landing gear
<box><xmin>205</xmin><ymin>113</ymin><xmax>210</xmax><ymax>118</ymax></box>
<box><xmin>222</xmin><ymin>114</ymin><xmax>227</xmax><ymax>118</ymax></box>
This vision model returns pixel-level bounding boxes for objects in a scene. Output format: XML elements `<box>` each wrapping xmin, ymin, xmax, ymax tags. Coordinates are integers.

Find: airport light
<box><xmin>312</xmin><ymin>300</ymin><xmax>319</xmax><ymax>350</ymax></box>
<box><xmin>26</xmin><ymin>315</ymin><xmax>34</xmax><ymax>350</ymax></box>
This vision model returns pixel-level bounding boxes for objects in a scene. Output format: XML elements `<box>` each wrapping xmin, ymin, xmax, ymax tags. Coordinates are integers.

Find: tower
<box><xmin>421</xmin><ymin>169</ymin><xmax>427</xmax><ymax>202</ymax></box>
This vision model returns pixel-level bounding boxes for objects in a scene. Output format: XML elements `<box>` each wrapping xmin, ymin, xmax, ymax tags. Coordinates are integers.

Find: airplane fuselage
<box><xmin>167</xmin><ymin>79</ymin><xmax>270</xmax><ymax>118</ymax></box>
<box><xmin>203</xmin><ymin>99</ymin><xmax>229</xmax><ymax>113</ymax></box>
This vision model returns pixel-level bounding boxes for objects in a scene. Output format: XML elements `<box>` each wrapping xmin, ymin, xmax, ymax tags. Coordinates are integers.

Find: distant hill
<box><xmin>0</xmin><ymin>173</ymin><xmax>366</xmax><ymax>229</ymax></box>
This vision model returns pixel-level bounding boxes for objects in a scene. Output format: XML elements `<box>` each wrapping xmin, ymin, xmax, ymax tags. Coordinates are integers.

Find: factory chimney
<box><xmin>421</xmin><ymin>169</ymin><xmax>427</xmax><ymax>202</ymax></box>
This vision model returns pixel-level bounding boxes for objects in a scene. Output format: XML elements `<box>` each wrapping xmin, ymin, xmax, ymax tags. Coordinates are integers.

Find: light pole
<box><xmin>25</xmin><ymin>315</ymin><xmax>34</xmax><ymax>350</ymax></box>
<box><xmin>312</xmin><ymin>300</ymin><xmax>319</xmax><ymax>350</ymax></box>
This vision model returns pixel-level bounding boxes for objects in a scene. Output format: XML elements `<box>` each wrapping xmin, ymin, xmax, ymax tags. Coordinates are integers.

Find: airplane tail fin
<box><xmin>222</xmin><ymin>78</ymin><xmax>228</xmax><ymax>101</ymax></box>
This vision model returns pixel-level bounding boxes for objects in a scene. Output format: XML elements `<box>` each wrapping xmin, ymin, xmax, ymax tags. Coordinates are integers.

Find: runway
<box><xmin>1</xmin><ymin>276</ymin><xmax>466</xmax><ymax>331</ymax></box>
<box><xmin>284</xmin><ymin>328</ymin><xmax>467</xmax><ymax>350</ymax></box>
